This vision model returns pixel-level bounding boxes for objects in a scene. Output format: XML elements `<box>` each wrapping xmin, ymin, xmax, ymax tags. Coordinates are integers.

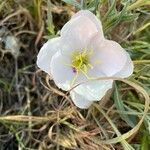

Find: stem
<box><xmin>81</xmin><ymin>0</ymin><xmax>86</xmax><ymax>9</ymax></box>
<box><xmin>133</xmin><ymin>60</ymin><xmax>150</xmax><ymax>64</ymax></box>
<box><xmin>15</xmin><ymin>58</ymin><xmax>21</xmax><ymax>104</ymax></box>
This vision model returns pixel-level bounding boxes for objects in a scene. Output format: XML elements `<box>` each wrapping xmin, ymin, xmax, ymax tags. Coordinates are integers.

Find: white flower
<box><xmin>37</xmin><ymin>10</ymin><xmax>134</xmax><ymax>109</ymax></box>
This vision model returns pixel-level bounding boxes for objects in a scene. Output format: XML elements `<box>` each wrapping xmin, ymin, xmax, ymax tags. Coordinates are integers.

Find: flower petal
<box><xmin>50</xmin><ymin>51</ymin><xmax>74</xmax><ymax>90</ymax></box>
<box><xmin>70</xmin><ymin>91</ymin><xmax>93</xmax><ymax>109</ymax></box>
<box><xmin>37</xmin><ymin>37</ymin><xmax>61</xmax><ymax>75</ymax></box>
<box><xmin>72</xmin><ymin>10</ymin><xmax>104</xmax><ymax>37</ymax></box>
<box><xmin>61</xmin><ymin>15</ymin><xmax>98</xmax><ymax>52</ymax></box>
<box><xmin>114</xmin><ymin>53</ymin><xmax>134</xmax><ymax>78</ymax></box>
<box><xmin>90</xmin><ymin>37</ymin><xmax>128</xmax><ymax>76</ymax></box>
<box><xmin>73</xmin><ymin>80</ymin><xmax>113</xmax><ymax>101</ymax></box>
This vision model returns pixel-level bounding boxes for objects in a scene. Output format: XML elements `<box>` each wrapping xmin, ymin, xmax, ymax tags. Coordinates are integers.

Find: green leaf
<box><xmin>102</xmin><ymin>0</ymin><xmax>117</xmax><ymax>22</ymax></box>
<box><xmin>47</xmin><ymin>0</ymin><xmax>55</xmax><ymax>35</ymax></box>
<box><xmin>62</xmin><ymin>0</ymin><xmax>81</xmax><ymax>9</ymax></box>
<box><xmin>140</xmin><ymin>132</ymin><xmax>150</xmax><ymax>150</ymax></box>
<box><xmin>113</xmin><ymin>82</ymin><xmax>137</xmax><ymax>128</ymax></box>
<box><xmin>87</xmin><ymin>0</ymin><xmax>100</xmax><ymax>12</ymax></box>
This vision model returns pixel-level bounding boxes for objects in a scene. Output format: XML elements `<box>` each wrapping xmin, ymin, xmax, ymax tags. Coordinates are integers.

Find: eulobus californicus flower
<box><xmin>37</xmin><ymin>10</ymin><xmax>133</xmax><ymax>109</ymax></box>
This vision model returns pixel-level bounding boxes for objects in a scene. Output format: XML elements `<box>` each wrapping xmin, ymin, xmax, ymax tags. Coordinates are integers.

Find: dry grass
<box><xmin>0</xmin><ymin>0</ymin><xmax>150</xmax><ymax>149</ymax></box>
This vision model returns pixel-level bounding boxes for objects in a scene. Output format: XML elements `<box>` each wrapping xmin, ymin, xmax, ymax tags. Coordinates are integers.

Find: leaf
<box><xmin>47</xmin><ymin>0</ymin><xmax>55</xmax><ymax>35</ymax></box>
<box><xmin>62</xmin><ymin>0</ymin><xmax>81</xmax><ymax>9</ymax></box>
<box><xmin>102</xmin><ymin>0</ymin><xmax>117</xmax><ymax>22</ymax></box>
<box><xmin>113</xmin><ymin>82</ymin><xmax>137</xmax><ymax>128</ymax></box>
<box><xmin>140</xmin><ymin>132</ymin><xmax>150</xmax><ymax>150</ymax></box>
<box><xmin>87</xmin><ymin>0</ymin><xmax>100</xmax><ymax>12</ymax></box>
<box><xmin>103</xmin><ymin>0</ymin><xmax>139</xmax><ymax>32</ymax></box>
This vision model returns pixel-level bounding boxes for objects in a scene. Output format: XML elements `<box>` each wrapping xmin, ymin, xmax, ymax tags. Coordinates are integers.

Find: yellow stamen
<box><xmin>63</xmin><ymin>49</ymin><xmax>101</xmax><ymax>85</ymax></box>
<box><xmin>71</xmin><ymin>50</ymin><xmax>90</xmax><ymax>72</ymax></box>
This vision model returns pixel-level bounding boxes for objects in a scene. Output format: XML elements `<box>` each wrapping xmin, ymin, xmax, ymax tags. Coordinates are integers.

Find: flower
<box><xmin>37</xmin><ymin>10</ymin><xmax>133</xmax><ymax>109</ymax></box>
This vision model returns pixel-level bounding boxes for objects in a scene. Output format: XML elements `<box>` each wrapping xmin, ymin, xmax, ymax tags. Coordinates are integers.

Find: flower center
<box><xmin>71</xmin><ymin>49</ymin><xmax>93</xmax><ymax>74</ymax></box>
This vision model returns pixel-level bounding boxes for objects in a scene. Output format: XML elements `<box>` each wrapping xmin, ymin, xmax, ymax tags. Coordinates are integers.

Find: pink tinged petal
<box><xmin>50</xmin><ymin>51</ymin><xmax>74</xmax><ymax>91</ymax></box>
<box><xmin>61</xmin><ymin>16</ymin><xmax>98</xmax><ymax>52</ymax></box>
<box><xmin>37</xmin><ymin>37</ymin><xmax>61</xmax><ymax>75</ymax></box>
<box><xmin>70</xmin><ymin>91</ymin><xmax>93</xmax><ymax>109</ymax></box>
<box><xmin>87</xmin><ymin>55</ymin><xmax>105</xmax><ymax>79</ymax></box>
<box><xmin>114</xmin><ymin>53</ymin><xmax>134</xmax><ymax>78</ymax></box>
<box><xmin>72</xmin><ymin>10</ymin><xmax>104</xmax><ymax>38</ymax></box>
<box><xmin>90</xmin><ymin>37</ymin><xmax>128</xmax><ymax>76</ymax></box>
<box><xmin>73</xmin><ymin>80</ymin><xmax>113</xmax><ymax>101</ymax></box>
